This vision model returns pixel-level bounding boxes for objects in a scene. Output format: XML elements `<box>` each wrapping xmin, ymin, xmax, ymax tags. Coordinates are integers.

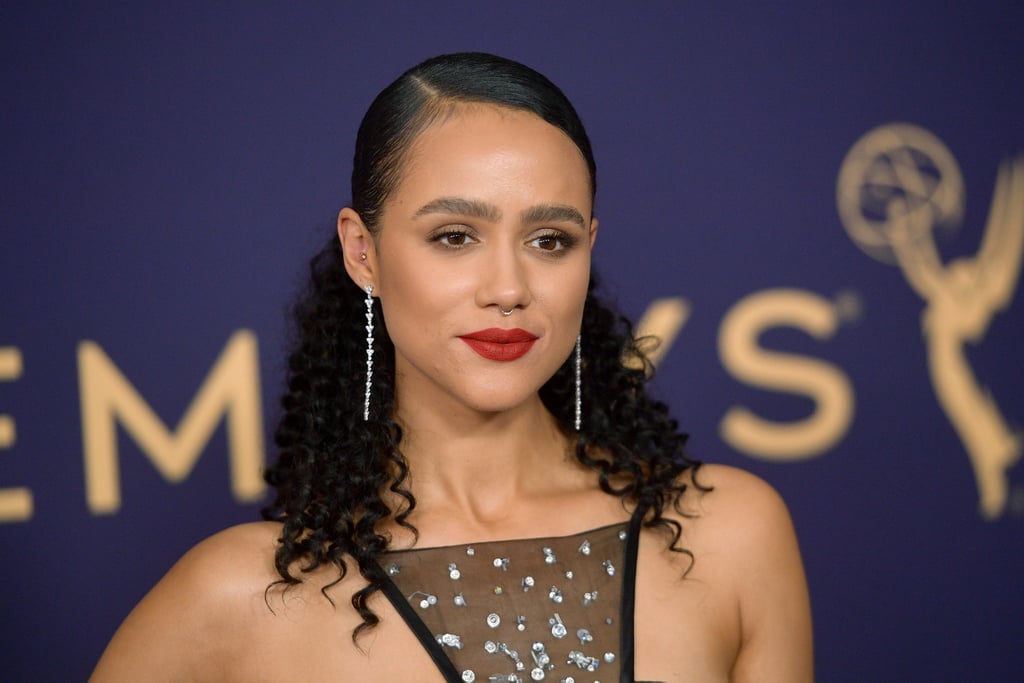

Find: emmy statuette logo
<box><xmin>837</xmin><ymin>123</ymin><xmax>1024</xmax><ymax>519</ymax></box>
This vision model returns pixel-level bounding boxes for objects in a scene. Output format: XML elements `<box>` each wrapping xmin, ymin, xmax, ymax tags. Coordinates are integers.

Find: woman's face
<box><xmin>349</xmin><ymin>104</ymin><xmax>596</xmax><ymax>419</ymax></box>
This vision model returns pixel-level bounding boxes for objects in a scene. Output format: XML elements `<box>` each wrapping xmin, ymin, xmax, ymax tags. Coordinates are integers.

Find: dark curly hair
<box><xmin>262</xmin><ymin>52</ymin><xmax>705</xmax><ymax>642</ymax></box>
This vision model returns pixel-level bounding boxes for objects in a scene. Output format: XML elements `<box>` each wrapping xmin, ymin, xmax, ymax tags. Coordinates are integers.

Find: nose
<box><xmin>475</xmin><ymin>242</ymin><xmax>531</xmax><ymax>314</ymax></box>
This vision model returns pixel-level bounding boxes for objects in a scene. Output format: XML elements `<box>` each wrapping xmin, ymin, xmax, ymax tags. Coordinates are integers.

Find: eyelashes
<box><xmin>427</xmin><ymin>227</ymin><xmax>579</xmax><ymax>256</ymax></box>
<box><xmin>529</xmin><ymin>230</ymin><xmax>578</xmax><ymax>253</ymax></box>
<box><xmin>430</xmin><ymin>228</ymin><xmax>475</xmax><ymax>248</ymax></box>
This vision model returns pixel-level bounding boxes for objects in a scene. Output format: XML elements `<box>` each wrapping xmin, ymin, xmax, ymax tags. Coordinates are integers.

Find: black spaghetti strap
<box><xmin>619</xmin><ymin>502</ymin><xmax>647</xmax><ymax>683</ymax></box>
<box><xmin>373</xmin><ymin>561</ymin><xmax>463</xmax><ymax>682</ymax></box>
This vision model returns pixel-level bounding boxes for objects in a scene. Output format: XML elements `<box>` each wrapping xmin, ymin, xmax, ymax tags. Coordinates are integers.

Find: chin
<box><xmin>458</xmin><ymin>388</ymin><xmax>542</xmax><ymax>417</ymax></box>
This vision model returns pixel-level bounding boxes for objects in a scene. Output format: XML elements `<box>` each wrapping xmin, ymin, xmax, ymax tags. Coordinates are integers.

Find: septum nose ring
<box><xmin>499</xmin><ymin>306</ymin><xmax>514</xmax><ymax>316</ymax></box>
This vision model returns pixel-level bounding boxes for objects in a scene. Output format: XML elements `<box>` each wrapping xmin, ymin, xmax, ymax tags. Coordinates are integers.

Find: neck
<box><xmin>393</xmin><ymin>393</ymin><xmax>588</xmax><ymax>532</ymax></box>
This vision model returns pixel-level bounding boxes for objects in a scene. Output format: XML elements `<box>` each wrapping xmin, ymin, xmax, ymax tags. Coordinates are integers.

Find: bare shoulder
<box><xmin>684</xmin><ymin>463</ymin><xmax>794</xmax><ymax>533</ymax></box>
<box><xmin>90</xmin><ymin>522</ymin><xmax>285</xmax><ymax>681</ymax></box>
<box><xmin>179</xmin><ymin>520</ymin><xmax>283</xmax><ymax>582</ymax></box>
<box><xmin>149</xmin><ymin>520</ymin><xmax>285</xmax><ymax>606</ymax></box>
<box><xmin>682</xmin><ymin>463</ymin><xmax>813</xmax><ymax>682</ymax></box>
<box><xmin>674</xmin><ymin>463</ymin><xmax>804</xmax><ymax>593</ymax></box>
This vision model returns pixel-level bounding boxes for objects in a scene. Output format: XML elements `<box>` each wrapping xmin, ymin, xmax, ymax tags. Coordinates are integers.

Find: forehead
<box><xmin>385</xmin><ymin>104</ymin><xmax>593</xmax><ymax>217</ymax></box>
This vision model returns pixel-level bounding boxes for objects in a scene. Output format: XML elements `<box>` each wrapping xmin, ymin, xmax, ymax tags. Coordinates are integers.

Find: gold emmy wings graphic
<box><xmin>837</xmin><ymin>123</ymin><xmax>1024</xmax><ymax>519</ymax></box>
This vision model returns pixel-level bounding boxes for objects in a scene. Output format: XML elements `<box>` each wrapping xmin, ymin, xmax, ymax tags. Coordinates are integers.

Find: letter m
<box><xmin>78</xmin><ymin>330</ymin><xmax>265</xmax><ymax>514</ymax></box>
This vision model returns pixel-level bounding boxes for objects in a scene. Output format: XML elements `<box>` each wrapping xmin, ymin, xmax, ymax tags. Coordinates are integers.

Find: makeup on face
<box><xmin>458</xmin><ymin>327</ymin><xmax>539</xmax><ymax>361</ymax></box>
<box><xmin>368</xmin><ymin>106</ymin><xmax>592</xmax><ymax>415</ymax></box>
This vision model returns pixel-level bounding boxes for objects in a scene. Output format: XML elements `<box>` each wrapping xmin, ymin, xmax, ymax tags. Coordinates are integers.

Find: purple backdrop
<box><xmin>2</xmin><ymin>3</ymin><xmax>1022</xmax><ymax>680</ymax></box>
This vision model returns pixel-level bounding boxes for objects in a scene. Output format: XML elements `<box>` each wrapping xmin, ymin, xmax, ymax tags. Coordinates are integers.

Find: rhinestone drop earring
<box><xmin>574</xmin><ymin>334</ymin><xmax>582</xmax><ymax>431</ymax></box>
<box><xmin>363</xmin><ymin>284</ymin><xmax>374</xmax><ymax>421</ymax></box>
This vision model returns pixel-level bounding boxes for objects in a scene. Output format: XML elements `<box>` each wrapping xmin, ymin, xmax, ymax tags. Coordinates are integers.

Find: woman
<box><xmin>92</xmin><ymin>53</ymin><xmax>812</xmax><ymax>682</ymax></box>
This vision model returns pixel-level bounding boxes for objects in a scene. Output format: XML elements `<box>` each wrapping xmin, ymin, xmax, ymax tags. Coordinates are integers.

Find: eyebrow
<box><xmin>414</xmin><ymin>196</ymin><xmax>587</xmax><ymax>230</ymax></box>
<box><xmin>413</xmin><ymin>197</ymin><xmax>501</xmax><ymax>223</ymax></box>
<box><xmin>520</xmin><ymin>204</ymin><xmax>587</xmax><ymax>230</ymax></box>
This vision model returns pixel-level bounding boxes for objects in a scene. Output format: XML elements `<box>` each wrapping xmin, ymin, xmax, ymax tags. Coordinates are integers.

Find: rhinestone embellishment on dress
<box><xmin>382</xmin><ymin>520</ymin><xmax>629</xmax><ymax>682</ymax></box>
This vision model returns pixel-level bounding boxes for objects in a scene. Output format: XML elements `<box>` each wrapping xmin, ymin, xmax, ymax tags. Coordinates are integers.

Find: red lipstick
<box><xmin>459</xmin><ymin>328</ymin><xmax>538</xmax><ymax>361</ymax></box>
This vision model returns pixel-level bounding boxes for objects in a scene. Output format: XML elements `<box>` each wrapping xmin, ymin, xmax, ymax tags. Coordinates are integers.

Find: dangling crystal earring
<box><xmin>574</xmin><ymin>334</ymin><xmax>582</xmax><ymax>431</ymax></box>
<box><xmin>363</xmin><ymin>284</ymin><xmax>374</xmax><ymax>421</ymax></box>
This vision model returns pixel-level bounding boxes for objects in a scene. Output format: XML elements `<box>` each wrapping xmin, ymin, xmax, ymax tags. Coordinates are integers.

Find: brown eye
<box><xmin>442</xmin><ymin>232</ymin><xmax>468</xmax><ymax>246</ymax></box>
<box><xmin>529</xmin><ymin>232</ymin><xmax>576</xmax><ymax>254</ymax></box>
<box><xmin>432</xmin><ymin>229</ymin><xmax>476</xmax><ymax>248</ymax></box>
<box><xmin>535</xmin><ymin>236</ymin><xmax>558</xmax><ymax>251</ymax></box>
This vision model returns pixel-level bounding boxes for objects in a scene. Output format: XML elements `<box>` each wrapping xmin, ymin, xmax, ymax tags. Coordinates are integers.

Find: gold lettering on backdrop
<box><xmin>627</xmin><ymin>297</ymin><xmax>691</xmax><ymax>370</ymax></box>
<box><xmin>0</xmin><ymin>347</ymin><xmax>33</xmax><ymax>522</ymax></box>
<box><xmin>837</xmin><ymin>123</ymin><xmax>1023</xmax><ymax>518</ymax></box>
<box><xmin>718</xmin><ymin>289</ymin><xmax>855</xmax><ymax>460</ymax></box>
<box><xmin>78</xmin><ymin>330</ymin><xmax>266</xmax><ymax>514</ymax></box>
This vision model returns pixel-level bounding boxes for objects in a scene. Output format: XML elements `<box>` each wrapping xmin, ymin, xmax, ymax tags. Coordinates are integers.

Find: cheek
<box><xmin>539</xmin><ymin>256</ymin><xmax>590</xmax><ymax>314</ymax></box>
<box><xmin>528</xmin><ymin>265</ymin><xmax>590</xmax><ymax>361</ymax></box>
<box><xmin>379</xmin><ymin>269</ymin><xmax>433</xmax><ymax>339</ymax></box>
<box><xmin>375</xmin><ymin>251</ymin><xmax>466</xmax><ymax>345</ymax></box>
<box><xmin>385</xmin><ymin>263</ymin><xmax>470</xmax><ymax>302</ymax></box>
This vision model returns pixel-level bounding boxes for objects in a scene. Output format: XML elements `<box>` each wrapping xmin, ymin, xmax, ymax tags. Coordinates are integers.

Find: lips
<box><xmin>459</xmin><ymin>328</ymin><xmax>539</xmax><ymax>361</ymax></box>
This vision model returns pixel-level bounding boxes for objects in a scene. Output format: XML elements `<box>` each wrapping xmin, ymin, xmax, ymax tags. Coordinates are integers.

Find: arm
<box><xmin>90</xmin><ymin>523</ymin><xmax>278</xmax><ymax>682</ymax></box>
<box><xmin>712</xmin><ymin>467</ymin><xmax>814</xmax><ymax>682</ymax></box>
<box><xmin>975</xmin><ymin>158</ymin><xmax>1024</xmax><ymax>312</ymax></box>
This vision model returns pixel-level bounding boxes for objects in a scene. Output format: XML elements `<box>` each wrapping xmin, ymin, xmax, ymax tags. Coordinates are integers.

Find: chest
<box><xmin>377</xmin><ymin>521</ymin><xmax>632</xmax><ymax>682</ymax></box>
<box><xmin>238</xmin><ymin>593</ymin><xmax>736</xmax><ymax>683</ymax></box>
<box><xmin>235</xmin><ymin>530</ymin><xmax>738</xmax><ymax>682</ymax></box>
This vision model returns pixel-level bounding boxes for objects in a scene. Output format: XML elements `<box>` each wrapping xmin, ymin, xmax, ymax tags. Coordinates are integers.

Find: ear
<box><xmin>337</xmin><ymin>207</ymin><xmax>378</xmax><ymax>293</ymax></box>
<box><xmin>588</xmin><ymin>216</ymin><xmax>599</xmax><ymax>249</ymax></box>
